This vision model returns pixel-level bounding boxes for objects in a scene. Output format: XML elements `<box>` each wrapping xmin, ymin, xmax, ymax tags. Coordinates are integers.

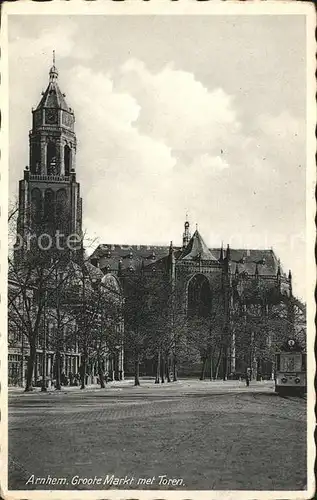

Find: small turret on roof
<box><xmin>182</xmin><ymin>214</ymin><xmax>191</xmax><ymax>248</ymax></box>
<box><xmin>118</xmin><ymin>259</ymin><xmax>123</xmax><ymax>277</ymax></box>
<box><xmin>219</xmin><ymin>242</ymin><xmax>224</xmax><ymax>262</ymax></box>
<box><xmin>255</xmin><ymin>262</ymin><xmax>259</xmax><ymax>278</ymax></box>
<box><xmin>226</xmin><ymin>243</ymin><xmax>231</xmax><ymax>261</ymax></box>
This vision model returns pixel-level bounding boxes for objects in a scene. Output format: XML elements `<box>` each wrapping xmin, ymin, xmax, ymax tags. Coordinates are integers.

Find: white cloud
<box><xmin>258</xmin><ymin>110</ymin><xmax>301</xmax><ymax>140</ymax></box>
<box><xmin>9</xmin><ymin>20</ymin><xmax>92</xmax><ymax>62</ymax></box>
<box><xmin>194</xmin><ymin>154</ymin><xmax>230</xmax><ymax>174</ymax></box>
<box><xmin>58</xmin><ymin>60</ymin><xmax>245</xmax><ymax>248</ymax></box>
<box><xmin>119</xmin><ymin>59</ymin><xmax>240</xmax><ymax>156</ymax></box>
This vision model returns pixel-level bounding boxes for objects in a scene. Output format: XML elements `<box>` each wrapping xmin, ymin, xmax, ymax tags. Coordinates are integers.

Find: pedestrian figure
<box><xmin>245</xmin><ymin>373</ymin><xmax>250</xmax><ymax>387</ymax></box>
<box><xmin>105</xmin><ymin>371</ymin><xmax>109</xmax><ymax>384</ymax></box>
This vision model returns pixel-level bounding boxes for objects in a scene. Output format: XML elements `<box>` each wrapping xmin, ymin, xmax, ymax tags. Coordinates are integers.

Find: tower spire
<box><xmin>225</xmin><ymin>244</ymin><xmax>231</xmax><ymax>274</ymax></box>
<box><xmin>182</xmin><ymin>213</ymin><xmax>191</xmax><ymax>248</ymax></box>
<box><xmin>276</xmin><ymin>259</ymin><xmax>281</xmax><ymax>289</ymax></box>
<box><xmin>277</xmin><ymin>259</ymin><xmax>281</xmax><ymax>277</ymax></box>
<box><xmin>288</xmin><ymin>269</ymin><xmax>293</xmax><ymax>296</ymax></box>
<box><xmin>255</xmin><ymin>262</ymin><xmax>259</xmax><ymax>278</ymax></box>
<box><xmin>226</xmin><ymin>243</ymin><xmax>231</xmax><ymax>261</ymax></box>
<box><xmin>219</xmin><ymin>241</ymin><xmax>224</xmax><ymax>262</ymax></box>
<box><xmin>49</xmin><ymin>50</ymin><xmax>58</xmax><ymax>82</ymax></box>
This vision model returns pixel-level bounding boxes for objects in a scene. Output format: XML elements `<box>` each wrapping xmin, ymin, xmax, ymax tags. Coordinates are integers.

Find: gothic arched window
<box><xmin>187</xmin><ymin>274</ymin><xmax>212</xmax><ymax>319</ymax></box>
<box><xmin>64</xmin><ymin>145</ymin><xmax>71</xmax><ymax>177</ymax></box>
<box><xmin>31</xmin><ymin>188</ymin><xmax>42</xmax><ymax>226</ymax></box>
<box><xmin>47</xmin><ymin>142</ymin><xmax>58</xmax><ymax>176</ymax></box>
<box><xmin>44</xmin><ymin>189</ymin><xmax>55</xmax><ymax>224</ymax></box>
<box><xmin>56</xmin><ymin>189</ymin><xmax>68</xmax><ymax>231</ymax></box>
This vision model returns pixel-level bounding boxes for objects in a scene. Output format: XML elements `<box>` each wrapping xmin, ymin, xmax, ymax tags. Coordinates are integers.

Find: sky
<box><xmin>8</xmin><ymin>14</ymin><xmax>307</xmax><ymax>299</ymax></box>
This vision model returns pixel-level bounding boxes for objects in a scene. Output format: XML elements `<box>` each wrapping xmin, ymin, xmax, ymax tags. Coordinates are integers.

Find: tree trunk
<box><xmin>172</xmin><ymin>354</ymin><xmax>177</xmax><ymax>382</ymax></box>
<box><xmin>166</xmin><ymin>354</ymin><xmax>171</xmax><ymax>383</ymax></box>
<box><xmin>134</xmin><ymin>357</ymin><xmax>140</xmax><ymax>386</ymax></box>
<box><xmin>209</xmin><ymin>353</ymin><xmax>213</xmax><ymax>381</ymax></box>
<box><xmin>55</xmin><ymin>351</ymin><xmax>61</xmax><ymax>390</ymax></box>
<box><xmin>155</xmin><ymin>349</ymin><xmax>160</xmax><ymax>384</ymax></box>
<box><xmin>223</xmin><ymin>348</ymin><xmax>228</xmax><ymax>381</ymax></box>
<box><xmin>160</xmin><ymin>355</ymin><xmax>165</xmax><ymax>383</ymax></box>
<box><xmin>24</xmin><ymin>341</ymin><xmax>36</xmax><ymax>392</ymax></box>
<box><xmin>98</xmin><ymin>358</ymin><xmax>105</xmax><ymax>389</ymax></box>
<box><xmin>80</xmin><ymin>354</ymin><xmax>87</xmax><ymax>390</ymax></box>
<box><xmin>215</xmin><ymin>348</ymin><xmax>223</xmax><ymax>380</ymax></box>
<box><xmin>200</xmin><ymin>357</ymin><xmax>207</xmax><ymax>381</ymax></box>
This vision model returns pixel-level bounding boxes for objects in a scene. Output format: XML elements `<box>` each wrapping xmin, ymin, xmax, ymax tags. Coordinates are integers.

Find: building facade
<box><xmin>8</xmin><ymin>58</ymin><xmax>123</xmax><ymax>387</ymax></box>
<box><xmin>90</xmin><ymin>222</ymin><xmax>305</xmax><ymax>380</ymax></box>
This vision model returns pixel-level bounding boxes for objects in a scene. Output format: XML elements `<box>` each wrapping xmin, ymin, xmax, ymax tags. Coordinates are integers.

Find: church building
<box><xmin>89</xmin><ymin>218</ymin><xmax>299</xmax><ymax>379</ymax></box>
<box><xmin>8</xmin><ymin>58</ymin><xmax>305</xmax><ymax>386</ymax></box>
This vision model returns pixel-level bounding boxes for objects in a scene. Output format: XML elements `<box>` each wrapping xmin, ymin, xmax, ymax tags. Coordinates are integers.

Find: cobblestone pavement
<box><xmin>8</xmin><ymin>381</ymin><xmax>307</xmax><ymax>492</ymax></box>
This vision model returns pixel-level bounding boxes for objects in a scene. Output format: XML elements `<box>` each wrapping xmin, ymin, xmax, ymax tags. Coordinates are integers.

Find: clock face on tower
<box><xmin>45</xmin><ymin>109</ymin><xmax>58</xmax><ymax>125</ymax></box>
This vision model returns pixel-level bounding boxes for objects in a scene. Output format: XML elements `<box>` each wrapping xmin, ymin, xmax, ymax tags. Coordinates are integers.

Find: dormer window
<box><xmin>151</xmin><ymin>251</ymin><xmax>156</xmax><ymax>260</ymax></box>
<box><xmin>129</xmin><ymin>251</ymin><xmax>133</xmax><ymax>259</ymax></box>
<box><xmin>240</xmin><ymin>256</ymin><xmax>246</xmax><ymax>264</ymax></box>
<box><xmin>106</xmin><ymin>250</ymin><xmax>111</xmax><ymax>258</ymax></box>
<box><xmin>128</xmin><ymin>265</ymin><xmax>134</xmax><ymax>272</ymax></box>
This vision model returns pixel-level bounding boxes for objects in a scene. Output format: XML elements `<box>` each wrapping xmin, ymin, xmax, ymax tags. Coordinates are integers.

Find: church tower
<box><xmin>15</xmin><ymin>53</ymin><xmax>83</xmax><ymax>260</ymax></box>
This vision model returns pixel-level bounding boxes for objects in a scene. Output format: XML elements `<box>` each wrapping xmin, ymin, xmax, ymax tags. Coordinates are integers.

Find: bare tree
<box><xmin>8</xmin><ymin>249</ymin><xmax>76</xmax><ymax>391</ymax></box>
<box><xmin>122</xmin><ymin>271</ymin><xmax>161</xmax><ymax>386</ymax></box>
<box><xmin>231</xmin><ymin>291</ymin><xmax>306</xmax><ymax>380</ymax></box>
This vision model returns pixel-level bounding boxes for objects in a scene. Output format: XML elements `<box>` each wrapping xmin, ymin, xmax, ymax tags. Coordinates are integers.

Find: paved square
<box><xmin>8</xmin><ymin>380</ymin><xmax>306</xmax><ymax>491</ymax></box>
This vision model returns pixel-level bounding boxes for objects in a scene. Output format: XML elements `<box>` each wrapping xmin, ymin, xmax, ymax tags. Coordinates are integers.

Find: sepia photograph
<box><xmin>1</xmin><ymin>2</ymin><xmax>315</xmax><ymax>499</ymax></box>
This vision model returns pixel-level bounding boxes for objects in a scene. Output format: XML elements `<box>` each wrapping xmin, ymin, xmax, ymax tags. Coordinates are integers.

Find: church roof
<box><xmin>90</xmin><ymin>244</ymin><xmax>170</xmax><ymax>273</ymax></box>
<box><xmin>180</xmin><ymin>230</ymin><xmax>218</xmax><ymax>261</ymax></box>
<box><xmin>36</xmin><ymin>64</ymin><xmax>70</xmax><ymax>111</ymax></box>
<box><xmin>90</xmin><ymin>243</ymin><xmax>283</xmax><ymax>277</ymax></box>
<box><xmin>212</xmin><ymin>248</ymin><xmax>282</xmax><ymax>276</ymax></box>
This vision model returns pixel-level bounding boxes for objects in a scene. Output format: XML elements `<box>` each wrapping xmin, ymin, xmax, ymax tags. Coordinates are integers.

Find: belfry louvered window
<box><xmin>47</xmin><ymin>142</ymin><xmax>58</xmax><ymax>175</ymax></box>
